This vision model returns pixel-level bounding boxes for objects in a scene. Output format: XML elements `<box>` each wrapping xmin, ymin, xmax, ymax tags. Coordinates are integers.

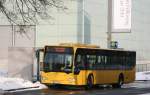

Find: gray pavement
<box><xmin>4</xmin><ymin>81</ymin><xmax>150</xmax><ymax>95</ymax></box>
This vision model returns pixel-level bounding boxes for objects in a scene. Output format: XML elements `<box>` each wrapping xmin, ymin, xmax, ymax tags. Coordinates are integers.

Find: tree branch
<box><xmin>0</xmin><ymin>0</ymin><xmax>66</xmax><ymax>25</ymax></box>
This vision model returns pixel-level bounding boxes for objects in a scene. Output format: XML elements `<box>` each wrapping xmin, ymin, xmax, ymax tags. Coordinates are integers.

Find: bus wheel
<box><xmin>112</xmin><ymin>74</ymin><xmax>124</xmax><ymax>88</ymax></box>
<box><xmin>86</xmin><ymin>74</ymin><xmax>94</xmax><ymax>90</ymax></box>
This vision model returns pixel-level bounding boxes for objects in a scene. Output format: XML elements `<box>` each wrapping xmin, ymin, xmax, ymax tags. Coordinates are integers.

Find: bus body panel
<box><xmin>124</xmin><ymin>68</ymin><xmax>135</xmax><ymax>83</ymax></box>
<box><xmin>41</xmin><ymin>68</ymin><xmax>135</xmax><ymax>86</ymax></box>
<box><xmin>41</xmin><ymin>71</ymin><xmax>76</xmax><ymax>85</ymax></box>
<box><xmin>75</xmin><ymin>69</ymin><xmax>135</xmax><ymax>85</ymax></box>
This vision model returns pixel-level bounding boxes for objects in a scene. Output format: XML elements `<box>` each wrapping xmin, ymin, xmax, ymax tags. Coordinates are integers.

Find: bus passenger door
<box><xmin>74</xmin><ymin>54</ymin><xmax>86</xmax><ymax>85</ymax></box>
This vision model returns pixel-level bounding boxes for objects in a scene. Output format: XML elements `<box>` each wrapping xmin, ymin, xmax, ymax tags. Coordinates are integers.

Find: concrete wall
<box><xmin>0</xmin><ymin>25</ymin><xmax>35</xmax><ymax>80</ymax></box>
<box><xmin>0</xmin><ymin>26</ymin><xmax>11</xmax><ymax>76</ymax></box>
<box><xmin>112</xmin><ymin>0</ymin><xmax>150</xmax><ymax>62</ymax></box>
<box><xmin>0</xmin><ymin>47</ymin><xmax>8</xmax><ymax>76</ymax></box>
<box><xmin>35</xmin><ymin>0</ymin><xmax>108</xmax><ymax>48</ymax></box>
<box><xmin>83</xmin><ymin>0</ymin><xmax>150</xmax><ymax>63</ymax></box>
<box><xmin>8</xmin><ymin>47</ymin><xmax>34</xmax><ymax>80</ymax></box>
<box><xmin>84</xmin><ymin>0</ymin><xmax>108</xmax><ymax>47</ymax></box>
<box><xmin>36</xmin><ymin>0</ymin><xmax>79</xmax><ymax>47</ymax></box>
<box><xmin>81</xmin><ymin>0</ymin><xmax>150</xmax><ymax>63</ymax></box>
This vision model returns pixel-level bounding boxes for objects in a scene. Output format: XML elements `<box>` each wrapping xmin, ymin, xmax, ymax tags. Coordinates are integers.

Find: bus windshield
<box><xmin>43</xmin><ymin>47</ymin><xmax>73</xmax><ymax>72</ymax></box>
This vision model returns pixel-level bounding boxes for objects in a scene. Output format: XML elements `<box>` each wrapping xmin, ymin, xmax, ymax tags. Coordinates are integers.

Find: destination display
<box><xmin>45</xmin><ymin>46</ymin><xmax>73</xmax><ymax>53</ymax></box>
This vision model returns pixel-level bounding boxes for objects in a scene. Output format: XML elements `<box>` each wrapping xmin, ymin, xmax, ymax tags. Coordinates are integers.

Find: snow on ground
<box><xmin>0</xmin><ymin>71</ymin><xmax>149</xmax><ymax>93</ymax></box>
<box><xmin>0</xmin><ymin>77</ymin><xmax>47</xmax><ymax>92</ymax></box>
<box><xmin>140</xmin><ymin>93</ymin><xmax>150</xmax><ymax>95</ymax></box>
<box><xmin>136</xmin><ymin>71</ymin><xmax>150</xmax><ymax>81</ymax></box>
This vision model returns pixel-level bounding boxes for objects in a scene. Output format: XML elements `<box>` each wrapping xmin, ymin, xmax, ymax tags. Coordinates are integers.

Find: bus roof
<box><xmin>45</xmin><ymin>43</ymin><xmax>135</xmax><ymax>53</ymax></box>
<box><xmin>59</xmin><ymin>43</ymin><xmax>100</xmax><ymax>48</ymax></box>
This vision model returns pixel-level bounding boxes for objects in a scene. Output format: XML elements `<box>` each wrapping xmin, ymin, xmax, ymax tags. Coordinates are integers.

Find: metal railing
<box><xmin>136</xmin><ymin>64</ymin><xmax>150</xmax><ymax>72</ymax></box>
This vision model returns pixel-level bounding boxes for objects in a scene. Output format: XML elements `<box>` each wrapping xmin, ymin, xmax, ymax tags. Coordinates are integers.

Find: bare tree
<box><xmin>0</xmin><ymin>0</ymin><xmax>67</xmax><ymax>25</ymax></box>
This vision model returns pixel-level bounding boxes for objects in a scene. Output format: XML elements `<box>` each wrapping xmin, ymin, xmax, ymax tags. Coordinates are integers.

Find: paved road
<box><xmin>5</xmin><ymin>81</ymin><xmax>150</xmax><ymax>95</ymax></box>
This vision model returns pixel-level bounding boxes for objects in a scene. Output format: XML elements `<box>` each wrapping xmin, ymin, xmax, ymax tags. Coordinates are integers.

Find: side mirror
<box><xmin>74</xmin><ymin>68</ymin><xmax>80</xmax><ymax>75</ymax></box>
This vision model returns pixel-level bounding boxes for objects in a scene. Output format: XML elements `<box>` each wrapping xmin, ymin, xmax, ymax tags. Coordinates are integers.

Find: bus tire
<box><xmin>112</xmin><ymin>74</ymin><xmax>124</xmax><ymax>88</ymax></box>
<box><xmin>85</xmin><ymin>74</ymin><xmax>94</xmax><ymax>90</ymax></box>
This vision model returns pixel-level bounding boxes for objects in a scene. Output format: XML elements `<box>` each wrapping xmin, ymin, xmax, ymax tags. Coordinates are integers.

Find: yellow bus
<box><xmin>40</xmin><ymin>43</ymin><xmax>136</xmax><ymax>88</ymax></box>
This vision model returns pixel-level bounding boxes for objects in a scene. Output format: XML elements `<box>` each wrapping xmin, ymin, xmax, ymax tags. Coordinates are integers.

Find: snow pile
<box><xmin>0</xmin><ymin>77</ymin><xmax>47</xmax><ymax>91</ymax></box>
<box><xmin>33</xmin><ymin>81</ymin><xmax>48</xmax><ymax>89</ymax></box>
<box><xmin>136</xmin><ymin>71</ymin><xmax>150</xmax><ymax>81</ymax></box>
<box><xmin>140</xmin><ymin>93</ymin><xmax>150</xmax><ymax>95</ymax></box>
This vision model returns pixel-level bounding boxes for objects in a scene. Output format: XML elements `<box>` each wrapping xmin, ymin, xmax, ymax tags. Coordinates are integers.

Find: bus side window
<box><xmin>97</xmin><ymin>56</ymin><xmax>101</xmax><ymax>64</ymax></box>
<box><xmin>101</xmin><ymin>56</ymin><xmax>105</xmax><ymax>65</ymax></box>
<box><xmin>75</xmin><ymin>54</ymin><xmax>85</xmax><ymax>69</ymax></box>
<box><xmin>76</xmin><ymin>55</ymin><xmax>81</xmax><ymax>63</ymax></box>
<box><xmin>95</xmin><ymin>55</ymin><xmax>101</xmax><ymax>69</ymax></box>
<box><xmin>86</xmin><ymin>55</ymin><xmax>96</xmax><ymax>70</ymax></box>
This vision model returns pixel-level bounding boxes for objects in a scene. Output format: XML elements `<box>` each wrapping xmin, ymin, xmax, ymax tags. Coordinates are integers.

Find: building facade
<box><xmin>0</xmin><ymin>0</ymin><xmax>150</xmax><ymax>80</ymax></box>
